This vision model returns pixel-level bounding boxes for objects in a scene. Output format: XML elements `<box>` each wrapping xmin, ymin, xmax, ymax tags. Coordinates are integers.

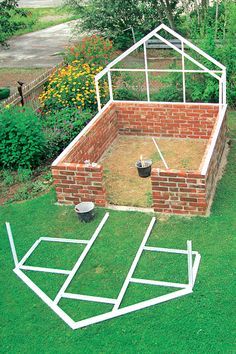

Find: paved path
<box><xmin>18</xmin><ymin>0</ymin><xmax>63</xmax><ymax>7</ymax></box>
<box><xmin>0</xmin><ymin>21</ymin><xmax>83</xmax><ymax>68</ymax></box>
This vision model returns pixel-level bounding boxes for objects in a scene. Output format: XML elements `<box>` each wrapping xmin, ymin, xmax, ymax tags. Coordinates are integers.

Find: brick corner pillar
<box><xmin>151</xmin><ymin>168</ymin><xmax>208</xmax><ymax>215</ymax></box>
<box><xmin>51</xmin><ymin>162</ymin><xmax>107</xmax><ymax>207</ymax></box>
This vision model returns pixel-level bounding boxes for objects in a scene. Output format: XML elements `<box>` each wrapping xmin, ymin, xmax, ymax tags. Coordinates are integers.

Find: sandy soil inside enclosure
<box><xmin>99</xmin><ymin>136</ymin><xmax>207</xmax><ymax>208</ymax></box>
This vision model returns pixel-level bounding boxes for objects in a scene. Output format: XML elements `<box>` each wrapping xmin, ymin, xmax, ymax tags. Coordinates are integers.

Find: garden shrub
<box><xmin>17</xmin><ymin>167</ymin><xmax>32</xmax><ymax>182</ymax></box>
<box><xmin>152</xmin><ymin>86</ymin><xmax>183</xmax><ymax>102</ymax></box>
<box><xmin>1</xmin><ymin>170</ymin><xmax>14</xmax><ymax>186</ymax></box>
<box><xmin>64</xmin><ymin>35</ymin><xmax>114</xmax><ymax>67</ymax></box>
<box><xmin>7</xmin><ymin>180</ymin><xmax>47</xmax><ymax>203</ymax></box>
<box><xmin>41</xmin><ymin>107</ymin><xmax>92</xmax><ymax>157</ymax></box>
<box><xmin>0</xmin><ymin>107</ymin><xmax>46</xmax><ymax>169</ymax></box>
<box><xmin>113</xmin><ymin>71</ymin><xmax>147</xmax><ymax>101</ymax></box>
<box><xmin>67</xmin><ymin>0</ymin><xmax>180</xmax><ymax>50</ymax></box>
<box><xmin>39</xmin><ymin>61</ymin><xmax>109</xmax><ymax>112</ymax></box>
<box><xmin>114</xmin><ymin>88</ymin><xmax>140</xmax><ymax>101</ymax></box>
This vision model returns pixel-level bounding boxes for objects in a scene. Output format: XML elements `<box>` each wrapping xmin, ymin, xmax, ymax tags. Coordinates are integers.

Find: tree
<box><xmin>0</xmin><ymin>0</ymin><xmax>27</xmax><ymax>46</ymax></box>
<box><xmin>66</xmin><ymin>0</ymin><xmax>180</xmax><ymax>49</ymax></box>
<box><xmin>159</xmin><ymin>0</ymin><xmax>177</xmax><ymax>29</ymax></box>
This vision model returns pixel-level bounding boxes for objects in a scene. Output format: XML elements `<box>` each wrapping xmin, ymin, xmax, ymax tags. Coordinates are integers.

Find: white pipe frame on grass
<box><xmin>5</xmin><ymin>215</ymin><xmax>201</xmax><ymax>330</ymax></box>
<box><xmin>5</xmin><ymin>222</ymin><xmax>18</xmax><ymax>267</ymax></box>
<box><xmin>113</xmin><ymin>217</ymin><xmax>156</xmax><ymax>311</ymax></box>
<box><xmin>53</xmin><ymin>212</ymin><xmax>110</xmax><ymax>305</ymax></box>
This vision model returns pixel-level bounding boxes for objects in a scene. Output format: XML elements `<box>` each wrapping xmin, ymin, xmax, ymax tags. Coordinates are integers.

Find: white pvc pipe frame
<box><xmin>5</xmin><ymin>214</ymin><xmax>201</xmax><ymax>330</ymax></box>
<box><xmin>95</xmin><ymin>23</ymin><xmax>226</xmax><ymax>110</ymax></box>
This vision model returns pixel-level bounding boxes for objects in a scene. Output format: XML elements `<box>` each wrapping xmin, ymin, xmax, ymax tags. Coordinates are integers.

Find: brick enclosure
<box><xmin>52</xmin><ymin>101</ymin><xmax>226</xmax><ymax>215</ymax></box>
<box><xmin>116</xmin><ymin>102</ymin><xmax>218</xmax><ymax>139</ymax></box>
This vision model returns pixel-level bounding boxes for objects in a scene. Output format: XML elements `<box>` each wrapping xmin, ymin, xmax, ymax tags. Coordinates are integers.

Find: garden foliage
<box><xmin>64</xmin><ymin>35</ymin><xmax>114</xmax><ymax>67</ymax></box>
<box><xmin>66</xmin><ymin>0</ymin><xmax>180</xmax><ymax>49</ymax></box>
<box><xmin>0</xmin><ymin>0</ymin><xmax>30</xmax><ymax>46</ymax></box>
<box><xmin>41</xmin><ymin>107</ymin><xmax>92</xmax><ymax>157</ymax></box>
<box><xmin>39</xmin><ymin>61</ymin><xmax>109</xmax><ymax>112</ymax></box>
<box><xmin>180</xmin><ymin>1</ymin><xmax>236</xmax><ymax>106</ymax></box>
<box><xmin>0</xmin><ymin>107</ymin><xmax>46</xmax><ymax>168</ymax></box>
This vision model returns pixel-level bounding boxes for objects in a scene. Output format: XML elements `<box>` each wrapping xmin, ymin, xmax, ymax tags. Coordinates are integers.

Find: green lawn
<box><xmin>12</xmin><ymin>7</ymin><xmax>80</xmax><ymax>38</ymax></box>
<box><xmin>0</xmin><ymin>112</ymin><xmax>235</xmax><ymax>353</ymax></box>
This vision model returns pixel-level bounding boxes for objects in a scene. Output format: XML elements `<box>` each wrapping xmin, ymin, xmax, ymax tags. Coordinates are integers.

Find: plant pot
<box><xmin>0</xmin><ymin>87</ymin><xmax>10</xmax><ymax>100</ymax></box>
<box><xmin>135</xmin><ymin>159</ymin><xmax>152</xmax><ymax>178</ymax></box>
<box><xmin>75</xmin><ymin>202</ymin><xmax>95</xmax><ymax>222</ymax></box>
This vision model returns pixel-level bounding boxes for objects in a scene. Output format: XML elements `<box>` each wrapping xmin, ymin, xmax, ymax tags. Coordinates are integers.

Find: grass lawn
<box><xmin>0</xmin><ymin>112</ymin><xmax>235</xmax><ymax>353</ymax></box>
<box><xmin>12</xmin><ymin>7</ymin><xmax>80</xmax><ymax>38</ymax></box>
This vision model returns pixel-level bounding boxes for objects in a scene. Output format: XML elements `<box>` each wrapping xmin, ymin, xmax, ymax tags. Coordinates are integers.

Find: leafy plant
<box><xmin>181</xmin><ymin>1</ymin><xmax>236</xmax><ymax>107</ymax></box>
<box><xmin>113</xmin><ymin>71</ymin><xmax>147</xmax><ymax>101</ymax></box>
<box><xmin>114</xmin><ymin>88</ymin><xmax>140</xmax><ymax>101</ymax></box>
<box><xmin>17</xmin><ymin>167</ymin><xmax>32</xmax><ymax>183</ymax></box>
<box><xmin>66</xmin><ymin>0</ymin><xmax>180</xmax><ymax>49</ymax></box>
<box><xmin>39</xmin><ymin>61</ymin><xmax>109</xmax><ymax>112</ymax></box>
<box><xmin>64</xmin><ymin>35</ymin><xmax>114</xmax><ymax>67</ymax></box>
<box><xmin>0</xmin><ymin>107</ymin><xmax>46</xmax><ymax>169</ymax></box>
<box><xmin>41</xmin><ymin>170</ymin><xmax>52</xmax><ymax>182</ymax></box>
<box><xmin>41</xmin><ymin>107</ymin><xmax>92</xmax><ymax>157</ymax></box>
<box><xmin>7</xmin><ymin>179</ymin><xmax>48</xmax><ymax>203</ymax></box>
<box><xmin>1</xmin><ymin>170</ymin><xmax>14</xmax><ymax>186</ymax></box>
<box><xmin>31</xmin><ymin>180</ymin><xmax>47</xmax><ymax>195</ymax></box>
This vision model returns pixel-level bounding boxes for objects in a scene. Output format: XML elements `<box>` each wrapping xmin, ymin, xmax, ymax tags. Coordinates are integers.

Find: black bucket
<box><xmin>135</xmin><ymin>159</ymin><xmax>152</xmax><ymax>178</ymax></box>
<box><xmin>75</xmin><ymin>202</ymin><xmax>95</xmax><ymax>222</ymax></box>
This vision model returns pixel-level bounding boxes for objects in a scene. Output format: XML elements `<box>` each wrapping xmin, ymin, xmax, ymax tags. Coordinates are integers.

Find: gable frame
<box><xmin>94</xmin><ymin>24</ymin><xmax>226</xmax><ymax>110</ymax></box>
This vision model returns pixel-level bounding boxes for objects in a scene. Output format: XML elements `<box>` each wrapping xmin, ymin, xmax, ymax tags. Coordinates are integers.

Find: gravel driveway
<box><xmin>0</xmin><ymin>21</ymin><xmax>83</xmax><ymax>68</ymax></box>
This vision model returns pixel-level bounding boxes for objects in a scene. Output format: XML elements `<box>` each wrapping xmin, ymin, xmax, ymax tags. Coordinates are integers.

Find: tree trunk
<box><xmin>159</xmin><ymin>0</ymin><xmax>176</xmax><ymax>30</ymax></box>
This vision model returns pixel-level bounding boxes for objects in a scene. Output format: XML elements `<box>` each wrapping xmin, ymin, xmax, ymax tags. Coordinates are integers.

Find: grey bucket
<box><xmin>75</xmin><ymin>202</ymin><xmax>95</xmax><ymax>222</ymax></box>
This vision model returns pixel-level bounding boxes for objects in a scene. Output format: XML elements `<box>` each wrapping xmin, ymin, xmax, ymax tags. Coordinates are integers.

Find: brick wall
<box><xmin>51</xmin><ymin>102</ymin><xmax>118</xmax><ymax>206</ymax></box>
<box><xmin>115</xmin><ymin>102</ymin><xmax>218</xmax><ymax>139</ymax></box>
<box><xmin>205</xmin><ymin>112</ymin><xmax>227</xmax><ymax>205</ymax></box>
<box><xmin>52</xmin><ymin>163</ymin><xmax>106</xmax><ymax>206</ymax></box>
<box><xmin>52</xmin><ymin>101</ymin><xmax>225</xmax><ymax>214</ymax></box>
<box><xmin>151</xmin><ymin>109</ymin><xmax>227</xmax><ymax>215</ymax></box>
<box><xmin>64</xmin><ymin>103</ymin><xmax>118</xmax><ymax>163</ymax></box>
<box><xmin>151</xmin><ymin>169</ymin><xmax>207</xmax><ymax>215</ymax></box>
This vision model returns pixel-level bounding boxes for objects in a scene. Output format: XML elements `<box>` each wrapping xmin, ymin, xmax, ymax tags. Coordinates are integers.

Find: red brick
<box><xmin>52</xmin><ymin>101</ymin><xmax>223</xmax><ymax>213</ymax></box>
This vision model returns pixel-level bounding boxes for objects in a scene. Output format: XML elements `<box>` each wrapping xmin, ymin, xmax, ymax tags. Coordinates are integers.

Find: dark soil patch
<box><xmin>0</xmin><ymin>68</ymin><xmax>45</xmax><ymax>96</ymax></box>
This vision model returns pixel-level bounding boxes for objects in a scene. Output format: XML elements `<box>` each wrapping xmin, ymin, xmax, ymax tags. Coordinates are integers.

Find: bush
<box><xmin>64</xmin><ymin>35</ymin><xmax>114</xmax><ymax>67</ymax></box>
<box><xmin>7</xmin><ymin>180</ymin><xmax>48</xmax><ymax>203</ymax></box>
<box><xmin>1</xmin><ymin>170</ymin><xmax>14</xmax><ymax>186</ymax></box>
<box><xmin>0</xmin><ymin>88</ymin><xmax>10</xmax><ymax>100</ymax></box>
<box><xmin>39</xmin><ymin>61</ymin><xmax>109</xmax><ymax>112</ymax></box>
<box><xmin>41</xmin><ymin>107</ymin><xmax>92</xmax><ymax>157</ymax></box>
<box><xmin>17</xmin><ymin>167</ymin><xmax>32</xmax><ymax>182</ymax></box>
<box><xmin>114</xmin><ymin>88</ymin><xmax>140</xmax><ymax>101</ymax></box>
<box><xmin>179</xmin><ymin>2</ymin><xmax>236</xmax><ymax>107</ymax></box>
<box><xmin>0</xmin><ymin>107</ymin><xmax>46</xmax><ymax>168</ymax></box>
<box><xmin>67</xmin><ymin>0</ymin><xmax>180</xmax><ymax>50</ymax></box>
<box><xmin>152</xmin><ymin>86</ymin><xmax>183</xmax><ymax>102</ymax></box>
